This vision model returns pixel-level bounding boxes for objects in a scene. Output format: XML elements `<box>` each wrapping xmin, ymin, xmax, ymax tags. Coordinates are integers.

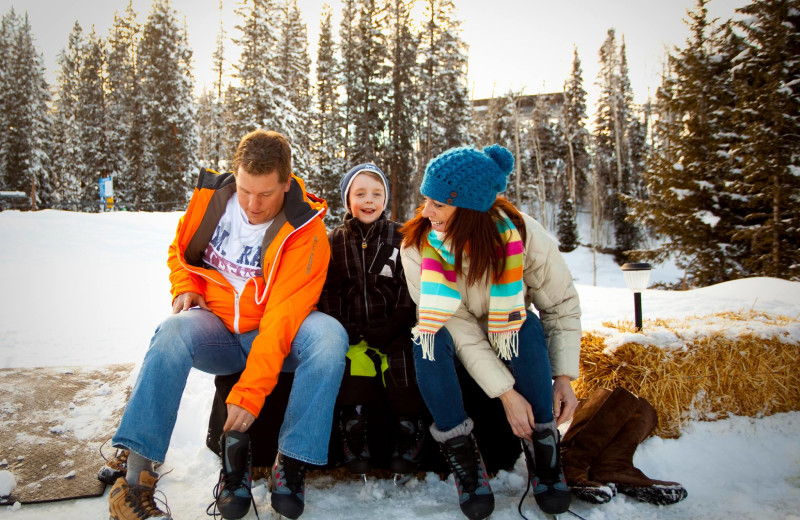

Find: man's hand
<box><xmin>223</xmin><ymin>404</ymin><xmax>256</xmax><ymax>433</ymax></box>
<box><xmin>172</xmin><ymin>291</ymin><xmax>209</xmax><ymax>314</ymax></box>
<box><xmin>499</xmin><ymin>388</ymin><xmax>535</xmax><ymax>440</ymax></box>
<box><xmin>553</xmin><ymin>375</ymin><xmax>578</xmax><ymax>426</ymax></box>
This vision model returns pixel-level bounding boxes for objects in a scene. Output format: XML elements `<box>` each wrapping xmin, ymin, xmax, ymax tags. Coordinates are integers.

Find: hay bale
<box><xmin>574</xmin><ymin>311</ymin><xmax>800</xmax><ymax>438</ymax></box>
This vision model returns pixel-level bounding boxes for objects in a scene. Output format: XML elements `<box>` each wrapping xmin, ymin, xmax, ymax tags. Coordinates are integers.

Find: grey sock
<box><xmin>430</xmin><ymin>418</ymin><xmax>474</xmax><ymax>443</ymax></box>
<box><xmin>125</xmin><ymin>450</ymin><xmax>155</xmax><ymax>485</ymax></box>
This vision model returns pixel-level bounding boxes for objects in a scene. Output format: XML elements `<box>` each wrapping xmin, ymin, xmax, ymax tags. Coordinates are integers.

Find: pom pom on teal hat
<box><xmin>420</xmin><ymin>144</ymin><xmax>514</xmax><ymax>212</ymax></box>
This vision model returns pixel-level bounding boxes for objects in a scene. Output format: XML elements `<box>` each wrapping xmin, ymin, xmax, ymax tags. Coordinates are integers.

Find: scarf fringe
<box><xmin>412</xmin><ymin>327</ymin><xmax>436</xmax><ymax>361</ymax></box>
<box><xmin>491</xmin><ymin>330</ymin><xmax>520</xmax><ymax>360</ymax></box>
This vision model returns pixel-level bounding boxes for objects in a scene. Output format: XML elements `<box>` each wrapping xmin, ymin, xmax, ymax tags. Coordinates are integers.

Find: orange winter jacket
<box><xmin>167</xmin><ymin>168</ymin><xmax>331</xmax><ymax>417</ymax></box>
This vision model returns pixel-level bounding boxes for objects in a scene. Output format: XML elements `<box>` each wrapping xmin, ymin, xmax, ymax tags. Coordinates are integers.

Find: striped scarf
<box><xmin>415</xmin><ymin>214</ymin><xmax>526</xmax><ymax>361</ymax></box>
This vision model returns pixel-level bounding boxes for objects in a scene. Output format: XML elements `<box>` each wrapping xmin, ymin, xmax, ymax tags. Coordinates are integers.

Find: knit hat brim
<box><xmin>340</xmin><ymin>163</ymin><xmax>390</xmax><ymax>212</ymax></box>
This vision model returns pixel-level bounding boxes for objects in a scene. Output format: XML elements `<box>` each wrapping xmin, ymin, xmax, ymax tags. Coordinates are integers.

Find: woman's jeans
<box><xmin>112</xmin><ymin>308</ymin><xmax>347</xmax><ymax>465</ymax></box>
<box><xmin>413</xmin><ymin>310</ymin><xmax>554</xmax><ymax>433</ymax></box>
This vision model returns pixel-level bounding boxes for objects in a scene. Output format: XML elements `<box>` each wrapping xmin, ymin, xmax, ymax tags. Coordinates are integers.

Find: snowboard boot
<box><xmin>389</xmin><ymin>415</ymin><xmax>426</xmax><ymax>475</ymax></box>
<box><xmin>208</xmin><ymin>431</ymin><xmax>254</xmax><ymax>519</ymax></box>
<box><xmin>338</xmin><ymin>406</ymin><xmax>371</xmax><ymax>475</ymax></box>
<box><xmin>521</xmin><ymin>424</ymin><xmax>571</xmax><ymax>515</ymax></box>
<box><xmin>99</xmin><ymin>448</ymin><xmax>129</xmax><ymax>485</ymax></box>
<box><xmin>269</xmin><ymin>452</ymin><xmax>307</xmax><ymax>520</ymax></box>
<box><xmin>590</xmin><ymin>395</ymin><xmax>688</xmax><ymax>505</ymax></box>
<box><xmin>108</xmin><ymin>469</ymin><xmax>171</xmax><ymax>519</ymax></box>
<box><xmin>560</xmin><ymin>387</ymin><xmax>640</xmax><ymax>504</ymax></box>
<box><xmin>438</xmin><ymin>430</ymin><xmax>494</xmax><ymax>520</ymax></box>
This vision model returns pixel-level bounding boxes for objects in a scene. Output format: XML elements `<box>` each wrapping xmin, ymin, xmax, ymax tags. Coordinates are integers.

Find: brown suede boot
<box><xmin>560</xmin><ymin>387</ymin><xmax>640</xmax><ymax>504</ymax></box>
<box><xmin>590</xmin><ymin>396</ymin><xmax>688</xmax><ymax>505</ymax></box>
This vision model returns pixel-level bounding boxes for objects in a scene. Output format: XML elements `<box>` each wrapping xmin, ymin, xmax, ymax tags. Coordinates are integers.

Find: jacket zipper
<box><xmin>358</xmin><ymin>224</ymin><xmax>374</xmax><ymax>323</ymax></box>
<box><xmin>233</xmin><ymin>292</ymin><xmax>241</xmax><ymax>333</ymax></box>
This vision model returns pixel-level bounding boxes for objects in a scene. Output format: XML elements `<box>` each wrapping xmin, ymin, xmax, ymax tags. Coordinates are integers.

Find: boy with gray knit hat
<box><xmin>318</xmin><ymin>163</ymin><xmax>428</xmax><ymax>479</ymax></box>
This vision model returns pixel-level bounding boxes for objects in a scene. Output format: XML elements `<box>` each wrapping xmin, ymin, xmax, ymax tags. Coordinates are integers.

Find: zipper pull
<box><xmin>362</xmin><ymin>240</ymin><xmax>367</xmax><ymax>249</ymax></box>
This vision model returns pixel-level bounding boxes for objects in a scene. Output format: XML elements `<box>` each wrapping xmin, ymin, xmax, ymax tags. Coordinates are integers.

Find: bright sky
<box><xmin>1</xmin><ymin>0</ymin><xmax>750</xmax><ymax>113</ymax></box>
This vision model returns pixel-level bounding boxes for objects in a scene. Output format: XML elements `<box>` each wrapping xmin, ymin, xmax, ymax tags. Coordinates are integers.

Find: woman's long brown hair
<box><xmin>401</xmin><ymin>197</ymin><xmax>527</xmax><ymax>285</ymax></box>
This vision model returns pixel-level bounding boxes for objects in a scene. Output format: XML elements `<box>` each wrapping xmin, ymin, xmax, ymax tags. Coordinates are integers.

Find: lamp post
<box><xmin>621</xmin><ymin>262</ymin><xmax>652</xmax><ymax>331</ymax></box>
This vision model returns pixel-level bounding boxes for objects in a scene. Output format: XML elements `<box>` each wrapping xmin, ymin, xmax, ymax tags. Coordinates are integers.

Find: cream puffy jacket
<box><xmin>400</xmin><ymin>212</ymin><xmax>581</xmax><ymax>399</ymax></box>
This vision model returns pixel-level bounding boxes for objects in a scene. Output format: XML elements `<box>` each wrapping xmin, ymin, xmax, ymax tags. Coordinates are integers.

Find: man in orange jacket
<box><xmin>107</xmin><ymin>130</ymin><xmax>347</xmax><ymax>520</ymax></box>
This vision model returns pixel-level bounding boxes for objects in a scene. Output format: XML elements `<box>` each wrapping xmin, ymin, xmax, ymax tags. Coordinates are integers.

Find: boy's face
<box><xmin>235</xmin><ymin>166</ymin><xmax>291</xmax><ymax>225</ymax></box>
<box><xmin>348</xmin><ymin>173</ymin><xmax>386</xmax><ymax>225</ymax></box>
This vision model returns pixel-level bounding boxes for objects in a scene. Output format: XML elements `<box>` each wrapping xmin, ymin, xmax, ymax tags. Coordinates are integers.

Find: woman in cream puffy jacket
<box><xmin>400</xmin><ymin>144</ymin><xmax>580</xmax><ymax>520</ymax></box>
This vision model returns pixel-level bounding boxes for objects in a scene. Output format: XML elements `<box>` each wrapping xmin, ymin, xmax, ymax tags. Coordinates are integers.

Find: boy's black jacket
<box><xmin>318</xmin><ymin>212</ymin><xmax>416</xmax><ymax>353</ymax></box>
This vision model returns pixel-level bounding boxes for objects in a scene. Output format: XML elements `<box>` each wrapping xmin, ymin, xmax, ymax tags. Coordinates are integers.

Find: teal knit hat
<box><xmin>420</xmin><ymin>144</ymin><xmax>514</xmax><ymax>212</ymax></box>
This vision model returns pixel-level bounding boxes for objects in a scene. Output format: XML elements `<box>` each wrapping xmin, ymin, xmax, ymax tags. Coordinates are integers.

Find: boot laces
<box><xmin>275</xmin><ymin>456</ymin><xmax>307</xmax><ymax>494</ymax></box>
<box><xmin>129</xmin><ymin>475</ymin><xmax>171</xmax><ymax>519</ymax></box>
<box><xmin>442</xmin><ymin>438</ymin><xmax>482</xmax><ymax>493</ymax></box>
<box><xmin>99</xmin><ymin>440</ymin><xmax>129</xmax><ymax>469</ymax></box>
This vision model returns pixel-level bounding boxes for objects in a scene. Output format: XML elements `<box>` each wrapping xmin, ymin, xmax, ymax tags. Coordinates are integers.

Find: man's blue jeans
<box><xmin>413</xmin><ymin>310</ymin><xmax>554</xmax><ymax>433</ymax></box>
<box><xmin>112</xmin><ymin>309</ymin><xmax>347</xmax><ymax>466</ymax></box>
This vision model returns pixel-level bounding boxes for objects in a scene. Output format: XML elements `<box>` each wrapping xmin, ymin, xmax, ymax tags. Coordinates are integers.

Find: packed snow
<box><xmin>1</xmin><ymin>209</ymin><xmax>799</xmax><ymax>519</ymax></box>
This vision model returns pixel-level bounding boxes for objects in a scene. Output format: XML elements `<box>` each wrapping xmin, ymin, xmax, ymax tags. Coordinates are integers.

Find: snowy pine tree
<box><xmin>105</xmin><ymin>2</ymin><xmax>146</xmax><ymax>207</ymax></box>
<box><xmin>349</xmin><ymin>0</ymin><xmax>390</xmax><ymax>163</ymax></box>
<box><xmin>197</xmin><ymin>0</ymin><xmax>229</xmax><ymax>172</ymax></box>
<box><xmin>0</xmin><ymin>9</ymin><xmax>52</xmax><ymax>208</ymax></box>
<box><xmin>561</xmin><ymin>47</ymin><xmax>591</xmax><ymax>207</ymax></box>
<box><xmin>417</xmin><ymin>0</ymin><xmax>471</xmax><ymax>180</ymax></box>
<box><xmin>338</xmin><ymin>0</ymin><xmax>359</xmax><ymax>163</ymax></box>
<box><xmin>593</xmin><ymin>29</ymin><xmax>641</xmax><ymax>259</ymax></box>
<box><xmin>385</xmin><ymin>0</ymin><xmax>418</xmax><ymax>220</ymax></box>
<box><xmin>275</xmin><ymin>0</ymin><xmax>312</xmax><ymax>174</ymax></box>
<box><xmin>77</xmin><ymin>29</ymin><xmax>113</xmax><ymax>208</ymax></box>
<box><xmin>137</xmin><ymin>0</ymin><xmax>197</xmax><ymax>208</ymax></box>
<box><xmin>228</xmin><ymin>0</ymin><xmax>281</xmax><ymax>142</ymax></box>
<box><xmin>310</xmin><ymin>5</ymin><xmax>346</xmax><ymax>222</ymax></box>
<box><xmin>730</xmin><ymin>0</ymin><xmax>800</xmax><ymax>280</ymax></box>
<box><xmin>632</xmin><ymin>1</ymin><xmax>748</xmax><ymax>286</ymax></box>
<box><xmin>52</xmin><ymin>22</ymin><xmax>84</xmax><ymax>208</ymax></box>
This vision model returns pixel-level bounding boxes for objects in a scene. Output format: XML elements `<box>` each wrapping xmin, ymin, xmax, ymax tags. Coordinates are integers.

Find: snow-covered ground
<box><xmin>1</xmin><ymin>209</ymin><xmax>799</xmax><ymax>519</ymax></box>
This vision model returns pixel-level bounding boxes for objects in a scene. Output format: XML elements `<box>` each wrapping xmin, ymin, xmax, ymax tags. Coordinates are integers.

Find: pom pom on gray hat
<box><xmin>339</xmin><ymin>163</ymin><xmax>390</xmax><ymax>212</ymax></box>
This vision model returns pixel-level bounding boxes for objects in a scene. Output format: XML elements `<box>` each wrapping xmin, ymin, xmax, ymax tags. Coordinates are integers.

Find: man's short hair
<box><xmin>233</xmin><ymin>129</ymin><xmax>292</xmax><ymax>182</ymax></box>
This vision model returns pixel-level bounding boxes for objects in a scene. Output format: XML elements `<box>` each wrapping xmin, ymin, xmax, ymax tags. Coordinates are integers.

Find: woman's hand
<box><xmin>499</xmin><ymin>388</ymin><xmax>535</xmax><ymax>440</ymax></box>
<box><xmin>552</xmin><ymin>375</ymin><xmax>578</xmax><ymax>426</ymax></box>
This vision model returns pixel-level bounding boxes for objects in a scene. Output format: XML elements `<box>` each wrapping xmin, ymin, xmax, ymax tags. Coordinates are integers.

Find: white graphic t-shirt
<box><xmin>202</xmin><ymin>194</ymin><xmax>272</xmax><ymax>294</ymax></box>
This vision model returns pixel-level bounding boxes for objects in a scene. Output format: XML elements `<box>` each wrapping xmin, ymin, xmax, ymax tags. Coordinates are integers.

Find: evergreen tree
<box><xmin>0</xmin><ymin>9</ymin><xmax>52</xmax><ymax>208</ymax></box>
<box><xmin>77</xmin><ymin>28</ymin><xmax>112</xmax><ymax>208</ymax></box>
<box><xmin>310</xmin><ymin>4</ymin><xmax>345</xmax><ymax>222</ymax></box>
<box><xmin>229</xmin><ymin>0</ymin><xmax>281</xmax><ymax>142</ymax></box>
<box><xmin>417</xmin><ymin>0</ymin><xmax>471</xmax><ymax>181</ymax></box>
<box><xmin>385</xmin><ymin>0</ymin><xmax>418</xmax><ymax>220</ymax></box>
<box><xmin>52</xmin><ymin>21</ymin><xmax>84</xmax><ymax>208</ymax></box>
<box><xmin>137</xmin><ymin>0</ymin><xmax>197</xmax><ymax>208</ymax></box>
<box><xmin>197</xmin><ymin>0</ymin><xmax>228</xmax><ymax>172</ymax></box>
<box><xmin>561</xmin><ymin>47</ymin><xmax>591</xmax><ymax>207</ymax></box>
<box><xmin>593</xmin><ymin>28</ymin><xmax>641</xmax><ymax>259</ymax></box>
<box><xmin>338</xmin><ymin>0</ymin><xmax>359</xmax><ymax>163</ymax></box>
<box><xmin>730</xmin><ymin>0</ymin><xmax>800</xmax><ymax>280</ymax></box>
<box><xmin>106</xmin><ymin>1</ymin><xmax>145</xmax><ymax>207</ymax></box>
<box><xmin>632</xmin><ymin>1</ymin><xmax>748</xmax><ymax>286</ymax></box>
<box><xmin>276</xmin><ymin>0</ymin><xmax>312</xmax><ymax>173</ymax></box>
<box><xmin>349</xmin><ymin>0</ymin><xmax>390</xmax><ymax>163</ymax></box>
<box><xmin>557</xmin><ymin>193</ymin><xmax>579</xmax><ymax>252</ymax></box>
